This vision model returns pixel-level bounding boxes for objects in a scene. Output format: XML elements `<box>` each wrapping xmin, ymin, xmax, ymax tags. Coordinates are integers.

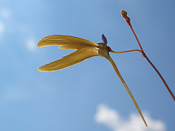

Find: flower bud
<box><xmin>121</xmin><ymin>10</ymin><xmax>127</xmax><ymax>18</ymax></box>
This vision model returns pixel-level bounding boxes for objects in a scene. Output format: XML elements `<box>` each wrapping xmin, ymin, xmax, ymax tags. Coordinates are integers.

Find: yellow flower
<box><xmin>38</xmin><ymin>34</ymin><xmax>147</xmax><ymax>126</ymax></box>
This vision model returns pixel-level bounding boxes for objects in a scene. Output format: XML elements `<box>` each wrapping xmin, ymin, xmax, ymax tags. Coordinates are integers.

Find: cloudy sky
<box><xmin>0</xmin><ymin>0</ymin><xmax>175</xmax><ymax>131</ymax></box>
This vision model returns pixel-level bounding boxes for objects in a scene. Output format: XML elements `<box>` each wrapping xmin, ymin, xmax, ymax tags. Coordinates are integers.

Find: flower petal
<box><xmin>38</xmin><ymin>35</ymin><xmax>99</xmax><ymax>49</ymax></box>
<box><xmin>38</xmin><ymin>47</ymin><xmax>99</xmax><ymax>72</ymax></box>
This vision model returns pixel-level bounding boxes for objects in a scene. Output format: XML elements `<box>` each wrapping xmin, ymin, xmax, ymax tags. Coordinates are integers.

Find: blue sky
<box><xmin>0</xmin><ymin>0</ymin><xmax>175</xmax><ymax>131</ymax></box>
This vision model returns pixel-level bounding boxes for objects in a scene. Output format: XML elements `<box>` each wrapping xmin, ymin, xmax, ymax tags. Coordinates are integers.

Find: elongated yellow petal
<box><xmin>38</xmin><ymin>47</ymin><xmax>99</xmax><ymax>72</ymax></box>
<box><xmin>38</xmin><ymin>35</ymin><xmax>99</xmax><ymax>49</ymax></box>
<box><xmin>106</xmin><ymin>55</ymin><xmax>147</xmax><ymax>127</ymax></box>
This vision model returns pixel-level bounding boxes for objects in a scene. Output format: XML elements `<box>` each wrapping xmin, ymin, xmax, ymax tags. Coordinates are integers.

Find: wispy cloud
<box><xmin>0</xmin><ymin>8</ymin><xmax>11</xmax><ymax>36</ymax></box>
<box><xmin>0</xmin><ymin>22</ymin><xmax>4</xmax><ymax>35</ymax></box>
<box><xmin>0</xmin><ymin>8</ymin><xmax>11</xmax><ymax>19</ymax></box>
<box><xmin>95</xmin><ymin>104</ymin><xmax>166</xmax><ymax>131</ymax></box>
<box><xmin>0</xmin><ymin>87</ymin><xmax>29</xmax><ymax>104</ymax></box>
<box><xmin>26</xmin><ymin>38</ymin><xmax>37</xmax><ymax>51</ymax></box>
<box><xmin>0</xmin><ymin>7</ymin><xmax>36</xmax><ymax>48</ymax></box>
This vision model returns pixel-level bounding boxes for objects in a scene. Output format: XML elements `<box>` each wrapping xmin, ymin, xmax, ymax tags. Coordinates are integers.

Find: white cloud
<box><xmin>95</xmin><ymin>104</ymin><xmax>166</xmax><ymax>131</ymax></box>
<box><xmin>26</xmin><ymin>38</ymin><xmax>37</xmax><ymax>51</ymax></box>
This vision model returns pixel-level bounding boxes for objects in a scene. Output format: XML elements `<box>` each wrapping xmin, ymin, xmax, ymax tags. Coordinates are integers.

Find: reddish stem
<box><xmin>143</xmin><ymin>53</ymin><xmax>175</xmax><ymax>100</ymax></box>
<box><xmin>111</xmin><ymin>49</ymin><xmax>141</xmax><ymax>54</ymax></box>
<box><xmin>121</xmin><ymin>10</ymin><xmax>175</xmax><ymax>101</ymax></box>
<box><xmin>129</xmin><ymin>25</ymin><xmax>144</xmax><ymax>52</ymax></box>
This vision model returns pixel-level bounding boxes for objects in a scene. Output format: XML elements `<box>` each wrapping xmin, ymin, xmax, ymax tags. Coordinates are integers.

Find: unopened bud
<box><xmin>121</xmin><ymin>10</ymin><xmax>127</xmax><ymax>18</ymax></box>
<box><xmin>121</xmin><ymin>10</ymin><xmax>131</xmax><ymax>26</ymax></box>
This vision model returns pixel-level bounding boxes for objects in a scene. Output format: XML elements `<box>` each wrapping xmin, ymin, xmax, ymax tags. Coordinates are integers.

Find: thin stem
<box><xmin>129</xmin><ymin>25</ymin><xmax>144</xmax><ymax>51</ymax></box>
<box><xmin>111</xmin><ymin>49</ymin><xmax>141</xmax><ymax>54</ymax></box>
<box><xmin>144</xmin><ymin>54</ymin><xmax>175</xmax><ymax>101</ymax></box>
<box><xmin>122</xmin><ymin>10</ymin><xmax>175</xmax><ymax>101</ymax></box>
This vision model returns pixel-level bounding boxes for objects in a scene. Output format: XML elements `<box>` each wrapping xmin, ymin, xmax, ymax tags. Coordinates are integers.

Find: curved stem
<box><xmin>106</xmin><ymin>55</ymin><xmax>148</xmax><ymax>127</ymax></box>
<box><xmin>110</xmin><ymin>49</ymin><xmax>141</xmax><ymax>54</ymax></box>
